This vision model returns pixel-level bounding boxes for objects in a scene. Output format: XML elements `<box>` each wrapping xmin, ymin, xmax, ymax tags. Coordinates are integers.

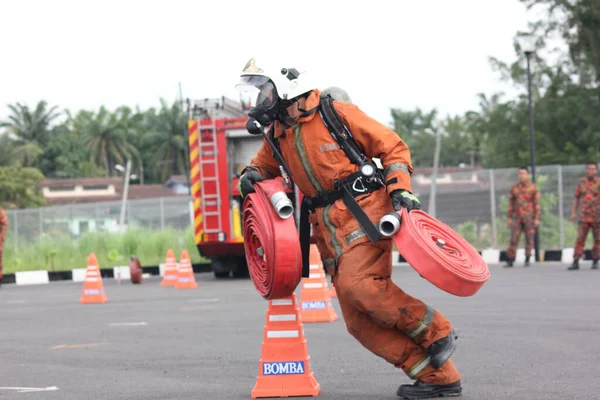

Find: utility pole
<box><xmin>520</xmin><ymin>35</ymin><xmax>540</xmax><ymax>263</ymax></box>
<box><xmin>119</xmin><ymin>160</ymin><xmax>132</xmax><ymax>231</ymax></box>
<box><xmin>429</xmin><ymin>129</ymin><xmax>442</xmax><ymax>218</ymax></box>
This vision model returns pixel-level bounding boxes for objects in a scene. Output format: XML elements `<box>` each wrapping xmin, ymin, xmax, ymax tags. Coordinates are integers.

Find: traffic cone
<box><xmin>299</xmin><ymin>245</ymin><xmax>338</xmax><ymax>323</ymax></box>
<box><xmin>251</xmin><ymin>293</ymin><xmax>320</xmax><ymax>399</ymax></box>
<box><xmin>79</xmin><ymin>253</ymin><xmax>108</xmax><ymax>304</ymax></box>
<box><xmin>174</xmin><ymin>249</ymin><xmax>198</xmax><ymax>289</ymax></box>
<box><xmin>160</xmin><ymin>249</ymin><xmax>178</xmax><ymax>286</ymax></box>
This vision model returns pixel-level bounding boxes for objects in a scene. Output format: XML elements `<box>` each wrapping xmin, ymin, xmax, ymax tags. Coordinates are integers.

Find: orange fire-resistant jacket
<box><xmin>246</xmin><ymin>89</ymin><xmax>414</xmax><ymax>266</ymax></box>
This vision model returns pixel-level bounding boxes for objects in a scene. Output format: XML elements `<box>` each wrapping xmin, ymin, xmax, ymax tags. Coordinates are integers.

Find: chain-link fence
<box><xmin>414</xmin><ymin>163</ymin><xmax>595</xmax><ymax>251</ymax></box>
<box><xmin>4</xmin><ymin>197</ymin><xmax>193</xmax><ymax>248</ymax></box>
<box><xmin>2</xmin><ymin>163</ymin><xmax>596</xmax><ymax>252</ymax></box>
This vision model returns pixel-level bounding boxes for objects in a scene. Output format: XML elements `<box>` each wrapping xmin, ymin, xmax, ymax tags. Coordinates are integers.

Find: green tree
<box><xmin>34</xmin><ymin>125</ymin><xmax>105</xmax><ymax>178</ymax></box>
<box><xmin>0</xmin><ymin>165</ymin><xmax>46</xmax><ymax>209</ymax></box>
<box><xmin>141</xmin><ymin>98</ymin><xmax>188</xmax><ymax>183</ymax></box>
<box><xmin>0</xmin><ymin>134</ymin><xmax>44</xmax><ymax>167</ymax></box>
<box><xmin>521</xmin><ymin>0</ymin><xmax>600</xmax><ymax>85</ymax></box>
<box><xmin>70</xmin><ymin>106</ymin><xmax>142</xmax><ymax>177</ymax></box>
<box><xmin>0</xmin><ymin>101</ymin><xmax>61</xmax><ymax>167</ymax></box>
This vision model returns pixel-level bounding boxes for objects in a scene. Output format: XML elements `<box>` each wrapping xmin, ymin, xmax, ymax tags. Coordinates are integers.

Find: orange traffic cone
<box><xmin>299</xmin><ymin>245</ymin><xmax>338</xmax><ymax>323</ymax></box>
<box><xmin>174</xmin><ymin>249</ymin><xmax>198</xmax><ymax>289</ymax></box>
<box><xmin>160</xmin><ymin>249</ymin><xmax>178</xmax><ymax>287</ymax></box>
<box><xmin>79</xmin><ymin>253</ymin><xmax>108</xmax><ymax>304</ymax></box>
<box><xmin>251</xmin><ymin>293</ymin><xmax>320</xmax><ymax>399</ymax></box>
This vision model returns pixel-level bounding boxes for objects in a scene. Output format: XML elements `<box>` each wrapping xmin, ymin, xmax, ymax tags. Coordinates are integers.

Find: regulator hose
<box><xmin>380</xmin><ymin>207</ymin><xmax>490</xmax><ymax>297</ymax></box>
<box><xmin>242</xmin><ymin>178</ymin><xmax>303</xmax><ymax>300</ymax></box>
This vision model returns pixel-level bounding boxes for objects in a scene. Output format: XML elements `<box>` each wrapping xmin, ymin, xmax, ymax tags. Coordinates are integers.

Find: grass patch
<box><xmin>2</xmin><ymin>226</ymin><xmax>210</xmax><ymax>274</ymax></box>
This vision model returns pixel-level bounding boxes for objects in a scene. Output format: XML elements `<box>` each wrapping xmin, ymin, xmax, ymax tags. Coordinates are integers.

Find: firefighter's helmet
<box><xmin>236</xmin><ymin>58</ymin><xmax>314</xmax><ymax>107</ymax></box>
<box><xmin>235</xmin><ymin>58</ymin><xmax>315</xmax><ymax>127</ymax></box>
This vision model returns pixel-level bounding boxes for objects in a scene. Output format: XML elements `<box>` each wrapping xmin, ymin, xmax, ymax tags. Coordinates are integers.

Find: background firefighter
<box><xmin>236</xmin><ymin>59</ymin><xmax>462</xmax><ymax>399</ymax></box>
<box><xmin>505</xmin><ymin>166</ymin><xmax>540</xmax><ymax>267</ymax></box>
<box><xmin>0</xmin><ymin>206</ymin><xmax>7</xmax><ymax>283</ymax></box>
<box><xmin>568</xmin><ymin>161</ymin><xmax>600</xmax><ymax>270</ymax></box>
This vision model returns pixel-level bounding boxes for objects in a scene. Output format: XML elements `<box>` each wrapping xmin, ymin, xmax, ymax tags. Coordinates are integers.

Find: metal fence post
<box><xmin>39</xmin><ymin>207</ymin><xmax>43</xmax><ymax>240</ymax></box>
<box><xmin>160</xmin><ymin>197</ymin><xmax>165</xmax><ymax>229</ymax></box>
<box><xmin>13</xmin><ymin>211</ymin><xmax>19</xmax><ymax>248</ymax></box>
<box><xmin>489</xmin><ymin>169</ymin><xmax>497</xmax><ymax>249</ymax></box>
<box><xmin>557</xmin><ymin>164</ymin><xmax>564</xmax><ymax>249</ymax></box>
<box><xmin>95</xmin><ymin>204</ymin><xmax>100</xmax><ymax>233</ymax></box>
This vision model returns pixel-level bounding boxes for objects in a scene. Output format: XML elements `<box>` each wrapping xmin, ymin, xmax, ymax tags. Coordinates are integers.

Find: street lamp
<box><xmin>518</xmin><ymin>33</ymin><xmax>540</xmax><ymax>262</ymax></box>
<box><xmin>115</xmin><ymin>161</ymin><xmax>132</xmax><ymax>231</ymax></box>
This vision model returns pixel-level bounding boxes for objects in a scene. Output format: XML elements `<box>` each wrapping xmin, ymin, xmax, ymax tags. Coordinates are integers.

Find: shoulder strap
<box><xmin>266</xmin><ymin>124</ymin><xmax>294</xmax><ymax>189</ymax></box>
<box><xmin>318</xmin><ymin>94</ymin><xmax>368</xmax><ymax>167</ymax></box>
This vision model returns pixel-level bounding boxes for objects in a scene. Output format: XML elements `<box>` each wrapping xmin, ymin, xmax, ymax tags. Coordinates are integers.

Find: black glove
<box><xmin>390</xmin><ymin>189</ymin><xmax>421</xmax><ymax>212</ymax></box>
<box><xmin>238</xmin><ymin>169</ymin><xmax>265</xmax><ymax>198</ymax></box>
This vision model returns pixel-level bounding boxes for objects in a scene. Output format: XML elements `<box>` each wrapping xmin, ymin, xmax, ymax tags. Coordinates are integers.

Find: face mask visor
<box><xmin>236</xmin><ymin>75</ymin><xmax>278</xmax><ymax>110</ymax></box>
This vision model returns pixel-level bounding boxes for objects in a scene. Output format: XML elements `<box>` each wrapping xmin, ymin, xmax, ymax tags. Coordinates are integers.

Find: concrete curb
<box><xmin>0</xmin><ymin>263</ymin><xmax>212</xmax><ymax>286</ymax></box>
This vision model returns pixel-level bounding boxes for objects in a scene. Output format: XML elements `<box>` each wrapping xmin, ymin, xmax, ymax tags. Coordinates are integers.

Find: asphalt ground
<box><xmin>0</xmin><ymin>261</ymin><xmax>599</xmax><ymax>400</ymax></box>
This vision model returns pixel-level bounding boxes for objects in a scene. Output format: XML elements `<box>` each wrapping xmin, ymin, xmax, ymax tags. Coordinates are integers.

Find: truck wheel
<box><xmin>212</xmin><ymin>258</ymin><xmax>231</xmax><ymax>279</ymax></box>
<box><xmin>232</xmin><ymin>256</ymin><xmax>250</xmax><ymax>279</ymax></box>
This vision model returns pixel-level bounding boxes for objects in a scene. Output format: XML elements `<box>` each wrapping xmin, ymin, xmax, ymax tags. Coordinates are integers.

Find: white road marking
<box><xmin>53</xmin><ymin>343</ymin><xmax>107</xmax><ymax>349</ymax></box>
<box><xmin>107</xmin><ymin>322</ymin><xmax>148</xmax><ymax>327</ymax></box>
<box><xmin>188</xmin><ymin>298</ymin><xmax>219</xmax><ymax>303</ymax></box>
<box><xmin>0</xmin><ymin>386</ymin><xmax>59</xmax><ymax>393</ymax></box>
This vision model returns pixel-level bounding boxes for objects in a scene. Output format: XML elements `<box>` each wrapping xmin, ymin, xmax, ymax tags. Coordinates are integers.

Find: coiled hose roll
<box><xmin>242</xmin><ymin>178</ymin><xmax>302</xmax><ymax>300</ymax></box>
<box><xmin>381</xmin><ymin>207</ymin><xmax>490</xmax><ymax>297</ymax></box>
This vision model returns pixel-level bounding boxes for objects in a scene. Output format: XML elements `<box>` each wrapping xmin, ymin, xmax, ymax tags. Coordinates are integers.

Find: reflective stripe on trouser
<box><xmin>332</xmin><ymin>240</ymin><xmax>460</xmax><ymax>384</ymax></box>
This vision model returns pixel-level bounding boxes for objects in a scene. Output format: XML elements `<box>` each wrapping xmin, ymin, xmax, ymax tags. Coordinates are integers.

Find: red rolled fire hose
<box><xmin>384</xmin><ymin>207</ymin><xmax>490</xmax><ymax>297</ymax></box>
<box><xmin>242</xmin><ymin>178</ymin><xmax>303</xmax><ymax>300</ymax></box>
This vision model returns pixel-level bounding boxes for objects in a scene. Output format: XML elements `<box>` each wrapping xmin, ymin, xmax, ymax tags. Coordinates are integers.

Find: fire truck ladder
<box><xmin>199</xmin><ymin>121</ymin><xmax>223</xmax><ymax>237</ymax></box>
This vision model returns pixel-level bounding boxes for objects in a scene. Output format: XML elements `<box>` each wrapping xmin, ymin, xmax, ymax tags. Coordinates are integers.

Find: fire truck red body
<box><xmin>186</xmin><ymin>97</ymin><xmax>295</xmax><ymax>278</ymax></box>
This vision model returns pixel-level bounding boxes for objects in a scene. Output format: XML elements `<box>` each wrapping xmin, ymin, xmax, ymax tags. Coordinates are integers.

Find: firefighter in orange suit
<box><xmin>505</xmin><ymin>166</ymin><xmax>540</xmax><ymax>267</ymax></box>
<box><xmin>568</xmin><ymin>162</ymin><xmax>600</xmax><ymax>270</ymax></box>
<box><xmin>236</xmin><ymin>59</ymin><xmax>462</xmax><ymax>399</ymax></box>
<box><xmin>0</xmin><ymin>206</ymin><xmax>7</xmax><ymax>283</ymax></box>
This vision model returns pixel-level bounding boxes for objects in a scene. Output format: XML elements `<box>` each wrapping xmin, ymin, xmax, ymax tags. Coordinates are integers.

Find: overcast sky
<box><xmin>0</xmin><ymin>0</ymin><xmax>539</xmax><ymax>128</ymax></box>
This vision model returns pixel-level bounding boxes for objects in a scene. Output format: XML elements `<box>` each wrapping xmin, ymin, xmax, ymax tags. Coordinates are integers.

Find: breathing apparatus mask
<box><xmin>236</xmin><ymin>59</ymin><xmax>313</xmax><ymax>131</ymax></box>
<box><xmin>237</xmin><ymin>75</ymin><xmax>298</xmax><ymax>129</ymax></box>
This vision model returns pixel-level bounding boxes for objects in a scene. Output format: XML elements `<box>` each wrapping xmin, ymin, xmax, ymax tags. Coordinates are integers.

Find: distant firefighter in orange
<box><xmin>505</xmin><ymin>166</ymin><xmax>540</xmax><ymax>267</ymax></box>
<box><xmin>568</xmin><ymin>162</ymin><xmax>599</xmax><ymax>270</ymax></box>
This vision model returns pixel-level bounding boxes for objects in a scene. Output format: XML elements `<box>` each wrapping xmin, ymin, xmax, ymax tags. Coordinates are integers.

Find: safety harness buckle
<box><xmin>351</xmin><ymin>177</ymin><xmax>368</xmax><ymax>193</ymax></box>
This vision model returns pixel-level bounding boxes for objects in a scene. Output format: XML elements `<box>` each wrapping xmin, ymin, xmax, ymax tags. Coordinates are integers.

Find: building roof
<box><xmin>40</xmin><ymin>177</ymin><xmax>188</xmax><ymax>205</ymax></box>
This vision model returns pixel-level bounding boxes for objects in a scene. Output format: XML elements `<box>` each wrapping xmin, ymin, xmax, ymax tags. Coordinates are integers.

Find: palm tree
<box><xmin>0</xmin><ymin>100</ymin><xmax>61</xmax><ymax>167</ymax></box>
<box><xmin>71</xmin><ymin>106</ymin><xmax>141</xmax><ymax>177</ymax></box>
<box><xmin>142</xmin><ymin>98</ymin><xmax>188</xmax><ymax>183</ymax></box>
<box><xmin>0</xmin><ymin>101</ymin><xmax>61</xmax><ymax>146</ymax></box>
<box><xmin>0</xmin><ymin>134</ymin><xmax>43</xmax><ymax>167</ymax></box>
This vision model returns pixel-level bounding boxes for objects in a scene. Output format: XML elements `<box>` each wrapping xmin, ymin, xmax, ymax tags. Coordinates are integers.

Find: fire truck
<box><xmin>186</xmin><ymin>96</ymin><xmax>297</xmax><ymax>278</ymax></box>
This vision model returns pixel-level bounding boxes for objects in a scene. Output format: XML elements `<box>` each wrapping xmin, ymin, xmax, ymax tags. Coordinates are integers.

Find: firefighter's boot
<box><xmin>592</xmin><ymin>259</ymin><xmax>598</xmax><ymax>270</ymax></box>
<box><xmin>397</xmin><ymin>380</ymin><xmax>462</xmax><ymax>399</ymax></box>
<box><xmin>524</xmin><ymin>256</ymin><xmax>530</xmax><ymax>267</ymax></box>
<box><xmin>568</xmin><ymin>261</ymin><xmax>579</xmax><ymax>271</ymax></box>
<box><xmin>427</xmin><ymin>329</ymin><xmax>458</xmax><ymax>370</ymax></box>
<box><xmin>504</xmin><ymin>259</ymin><xmax>514</xmax><ymax>268</ymax></box>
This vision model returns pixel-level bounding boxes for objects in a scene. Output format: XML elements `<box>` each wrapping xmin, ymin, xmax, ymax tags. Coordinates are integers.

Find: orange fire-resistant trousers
<box><xmin>328</xmin><ymin>238</ymin><xmax>461</xmax><ymax>385</ymax></box>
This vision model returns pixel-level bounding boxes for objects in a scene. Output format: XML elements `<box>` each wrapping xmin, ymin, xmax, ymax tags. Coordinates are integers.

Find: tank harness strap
<box><xmin>273</xmin><ymin>94</ymin><xmax>385</xmax><ymax>276</ymax></box>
